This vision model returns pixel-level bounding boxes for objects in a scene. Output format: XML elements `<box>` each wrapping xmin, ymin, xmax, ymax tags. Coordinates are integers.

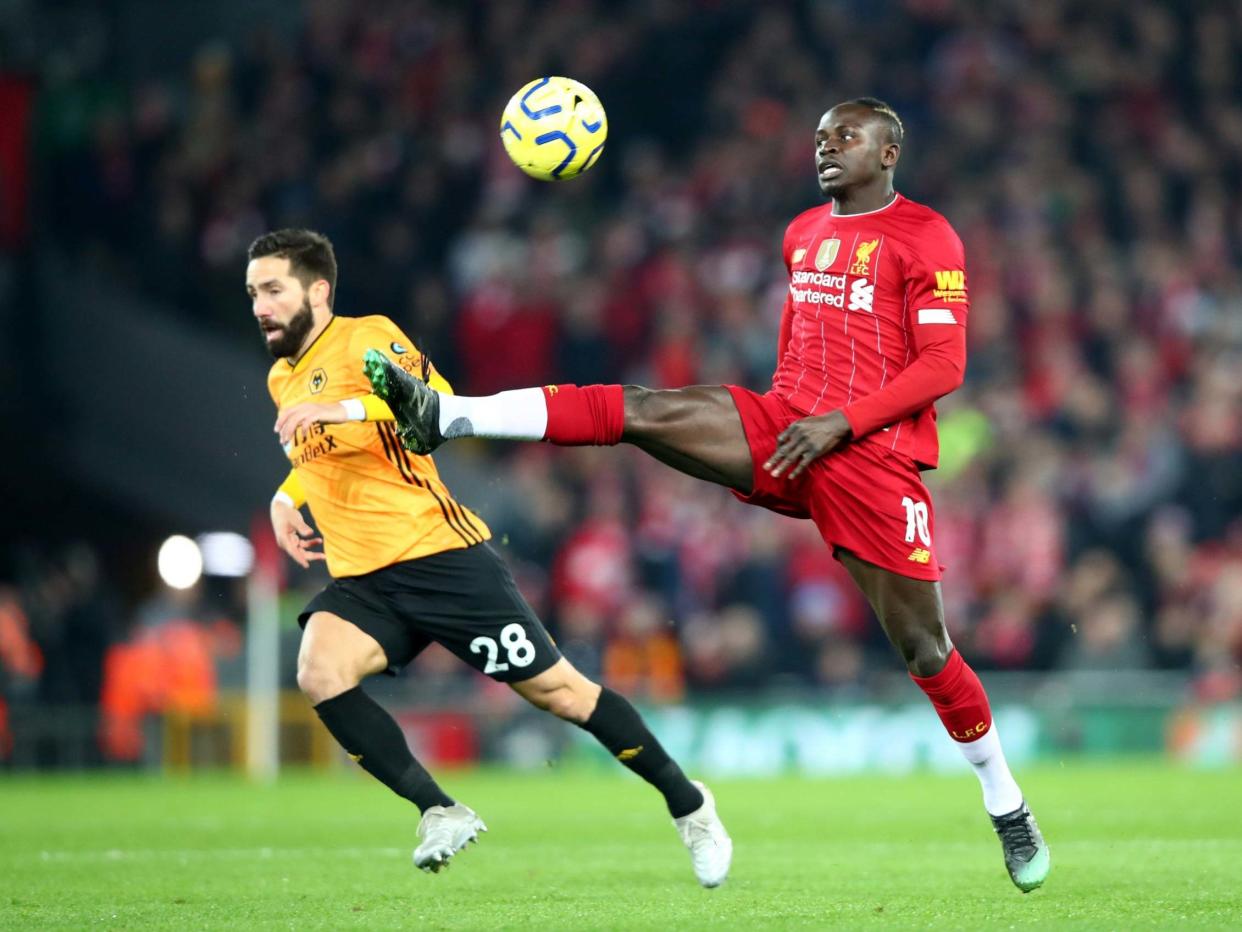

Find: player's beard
<box><xmin>263</xmin><ymin>298</ymin><xmax>315</xmax><ymax>359</ymax></box>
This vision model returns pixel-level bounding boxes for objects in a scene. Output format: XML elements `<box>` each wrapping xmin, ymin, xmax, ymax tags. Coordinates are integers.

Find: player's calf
<box><xmin>299</xmin><ymin>614</ymin><xmax>457</xmax><ymax>817</ymax></box>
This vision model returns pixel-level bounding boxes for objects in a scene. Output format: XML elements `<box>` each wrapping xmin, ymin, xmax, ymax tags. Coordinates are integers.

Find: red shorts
<box><xmin>726</xmin><ymin>386</ymin><xmax>942</xmax><ymax>581</ymax></box>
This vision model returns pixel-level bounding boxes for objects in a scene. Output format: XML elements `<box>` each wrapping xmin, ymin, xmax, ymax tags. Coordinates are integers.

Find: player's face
<box><xmin>247</xmin><ymin>256</ymin><xmax>315</xmax><ymax>359</ymax></box>
<box><xmin>814</xmin><ymin>105</ymin><xmax>895</xmax><ymax>198</ymax></box>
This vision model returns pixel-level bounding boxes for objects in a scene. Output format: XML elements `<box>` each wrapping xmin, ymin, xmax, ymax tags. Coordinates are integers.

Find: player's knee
<box><xmin>549</xmin><ymin>686</ymin><xmax>595</xmax><ymax>722</ymax></box>
<box><xmin>297</xmin><ymin>653</ymin><xmax>361</xmax><ymax>704</ymax></box>
<box><xmin>898</xmin><ymin>629</ymin><xmax>951</xmax><ymax>678</ymax></box>
<box><xmin>523</xmin><ymin>682</ymin><xmax>592</xmax><ymax>722</ymax></box>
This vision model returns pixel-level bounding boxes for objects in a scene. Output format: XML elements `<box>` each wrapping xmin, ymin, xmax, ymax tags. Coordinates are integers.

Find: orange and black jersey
<box><xmin>267</xmin><ymin>314</ymin><xmax>490</xmax><ymax>578</ymax></box>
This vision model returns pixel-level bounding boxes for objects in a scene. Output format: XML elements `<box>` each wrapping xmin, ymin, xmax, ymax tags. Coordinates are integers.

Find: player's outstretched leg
<box><xmin>364</xmin><ymin>351</ymin><xmax>753</xmax><ymax>491</ymax></box>
<box><xmin>511</xmin><ymin>659</ymin><xmax>733</xmax><ymax>888</ymax></box>
<box><xmin>838</xmin><ymin>553</ymin><xmax>1051</xmax><ymax>892</ymax></box>
<box><xmin>299</xmin><ymin>612</ymin><xmax>485</xmax><ymax>874</ymax></box>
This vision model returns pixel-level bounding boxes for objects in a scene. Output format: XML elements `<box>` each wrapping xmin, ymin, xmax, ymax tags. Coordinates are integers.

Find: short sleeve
<box><xmin>350</xmin><ymin>316</ymin><xmax>454</xmax><ymax>393</ymax></box>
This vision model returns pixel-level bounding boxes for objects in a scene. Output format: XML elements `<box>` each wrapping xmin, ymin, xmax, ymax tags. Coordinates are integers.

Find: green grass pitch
<box><xmin>3</xmin><ymin>761</ymin><xmax>1240</xmax><ymax>929</ymax></box>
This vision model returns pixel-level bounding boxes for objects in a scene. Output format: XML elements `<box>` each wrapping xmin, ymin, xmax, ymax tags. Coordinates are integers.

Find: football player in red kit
<box><xmin>355</xmin><ymin>97</ymin><xmax>1049</xmax><ymax>892</ymax></box>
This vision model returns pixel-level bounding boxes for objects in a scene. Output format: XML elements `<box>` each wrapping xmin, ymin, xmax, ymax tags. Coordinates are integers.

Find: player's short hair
<box><xmin>248</xmin><ymin>228</ymin><xmax>338</xmax><ymax>308</ymax></box>
<box><xmin>843</xmin><ymin>97</ymin><xmax>904</xmax><ymax>147</ymax></box>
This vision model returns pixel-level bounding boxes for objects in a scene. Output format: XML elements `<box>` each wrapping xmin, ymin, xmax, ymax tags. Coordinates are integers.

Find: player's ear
<box><xmin>310</xmin><ymin>278</ymin><xmax>331</xmax><ymax>307</ymax></box>
<box><xmin>882</xmin><ymin>143</ymin><xmax>900</xmax><ymax>169</ymax></box>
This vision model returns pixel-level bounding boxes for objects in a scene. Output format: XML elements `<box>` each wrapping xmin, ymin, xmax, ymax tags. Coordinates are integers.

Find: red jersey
<box><xmin>771</xmin><ymin>193</ymin><xmax>969</xmax><ymax>469</ymax></box>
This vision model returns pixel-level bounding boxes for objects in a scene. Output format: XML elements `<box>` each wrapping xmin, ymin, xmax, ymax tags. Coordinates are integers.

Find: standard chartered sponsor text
<box><xmin>790</xmin><ymin>286</ymin><xmax>845</xmax><ymax>307</ymax></box>
<box><xmin>791</xmin><ymin>270</ymin><xmax>847</xmax><ymax>288</ymax></box>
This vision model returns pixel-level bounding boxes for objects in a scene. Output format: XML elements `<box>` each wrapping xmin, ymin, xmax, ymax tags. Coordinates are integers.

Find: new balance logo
<box><xmin>907</xmin><ymin>548</ymin><xmax>931</xmax><ymax>564</ymax></box>
<box><xmin>848</xmin><ymin>278</ymin><xmax>874</xmax><ymax>312</ymax></box>
<box><xmin>617</xmin><ymin>746</ymin><xmax>643</xmax><ymax>761</ymax></box>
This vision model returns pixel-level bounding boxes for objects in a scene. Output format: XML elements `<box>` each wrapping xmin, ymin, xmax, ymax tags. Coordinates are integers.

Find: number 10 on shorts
<box><xmin>902</xmin><ymin>496</ymin><xmax>931</xmax><ymax>546</ymax></box>
<box><xmin>471</xmin><ymin>623</ymin><xmax>536</xmax><ymax>674</ymax></box>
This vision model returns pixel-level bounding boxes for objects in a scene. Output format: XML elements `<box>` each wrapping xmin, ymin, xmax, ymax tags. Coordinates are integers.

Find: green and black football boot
<box><xmin>991</xmin><ymin>801</ymin><xmax>1051</xmax><ymax>892</ymax></box>
<box><xmin>363</xmin><ymin>349</ymin><xmax>444</xmax><ymax>455</ymax></box>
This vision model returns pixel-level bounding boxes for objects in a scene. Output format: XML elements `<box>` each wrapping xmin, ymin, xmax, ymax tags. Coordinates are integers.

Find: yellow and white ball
<box><xmin>499</xmin><ymin>76</ymin><xmax>607</xmax><ymax>181</ymax></box>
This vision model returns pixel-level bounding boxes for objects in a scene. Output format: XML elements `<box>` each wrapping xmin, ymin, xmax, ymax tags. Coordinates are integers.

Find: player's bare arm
<box><xmin>276</xmin><ymin>395</ymin><xmax>396</xmax><ymax>445</ymax></box>
<box><xmin>276</xmin><ymin>401</ymin><xmax>350</xmax><ymax>446</ymax></box>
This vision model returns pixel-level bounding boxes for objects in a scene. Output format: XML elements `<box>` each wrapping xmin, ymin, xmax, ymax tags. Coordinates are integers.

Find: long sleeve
<box><xmin>841</xmin><ymin>220</ymin><xmax>970</xmax><ymax>439</ymax></box>
<box><xmin>775</xmin><ymin>292</ymin><xmax>795</xmax><ymax>371</ymax></box>
<box><xmin>840</xmin><ymin>321</ymin><xmax>965</xmax><ymax>437</ymax></box>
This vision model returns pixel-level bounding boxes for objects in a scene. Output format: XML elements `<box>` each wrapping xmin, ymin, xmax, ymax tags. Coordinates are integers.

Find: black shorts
<box><xmin>298</xmin><ymin>543</ymin><xmax>561</xmax><ymax>682</ymax></box>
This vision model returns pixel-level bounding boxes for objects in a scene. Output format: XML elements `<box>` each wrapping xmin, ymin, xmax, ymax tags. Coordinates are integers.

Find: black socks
<box><xmin>315</xmin><ymin>684</ymin><xmax>703</xmax><ymax>820</ymax></box>
<box><xmin>578</xmin><ymin>687</ymin><xmax>704</xmax><ymax>818</ymax></box>
<box><xmin>314</xmin><ymin>686</ymin><xmax>454</xmax><ymax>813</ymax></box>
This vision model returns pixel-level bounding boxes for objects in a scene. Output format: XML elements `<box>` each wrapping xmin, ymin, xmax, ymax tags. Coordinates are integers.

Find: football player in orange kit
<box><xmin>249</xmin><ymin>229</ymin><xmax>730</xmax><ymax>885</ymax></box>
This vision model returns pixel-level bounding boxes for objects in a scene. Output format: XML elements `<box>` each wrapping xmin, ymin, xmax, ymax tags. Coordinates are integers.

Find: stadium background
<box><xmin>2</xmin><ymin>0</ymin><xmax>1241</xmax><ymax>788</ymax></box>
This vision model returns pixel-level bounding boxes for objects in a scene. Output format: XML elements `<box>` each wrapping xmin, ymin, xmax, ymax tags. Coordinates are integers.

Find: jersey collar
<box><xmin>830</xmin><ymin>192</ymin><xmax>903</xmax><ymax>218</ymax></box>
<box><xmin>285</xmin><ymin>315</ymin><xmax>337</xmax><ymax>373</ymax></box>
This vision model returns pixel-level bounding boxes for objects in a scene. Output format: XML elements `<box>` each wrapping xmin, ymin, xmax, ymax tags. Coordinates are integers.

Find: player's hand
<box><xmin>765</xmin><ymin>410</ymin><xmax>853</xmax><ymax>480</ymax></box>
<box><xmin>275</xmin><ymin>402</ymin><xmax>347</xmax><ymax>446</ymax></box>
<box><xmin>270</xmin><ymin>499</ymin><xmax>326</xmax><ymax>569</ymax></box>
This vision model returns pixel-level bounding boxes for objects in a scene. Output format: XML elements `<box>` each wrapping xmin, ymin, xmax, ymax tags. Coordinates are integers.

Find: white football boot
<box><xmin>413</xmin><ymin>803</ymin><xmax>487</xmax><ymax>873</ymax></box>
<box><xmin>674</xmin><ymin>780</ymin><xmax>732</xmax><ymax>888</ymax></box>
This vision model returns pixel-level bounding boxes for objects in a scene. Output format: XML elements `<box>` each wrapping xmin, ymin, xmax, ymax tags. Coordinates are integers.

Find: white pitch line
<box><xmin>26</xmin><ymin>837</ymin><xmax>1242</xmax><ymax>864</ymax></box>
<box><xmin>32</xmin><ymin>846</ymin><xmax>406</xmax><ymax>863</ymax></box>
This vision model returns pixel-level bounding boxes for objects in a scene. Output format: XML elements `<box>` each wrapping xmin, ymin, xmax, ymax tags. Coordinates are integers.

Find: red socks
<box><xmin>542</xmin><ymin>384</ymin><xmax>625</xmax><ymax>445</ymax></box>
<box><xmin>910</xmin><ymin>649</ymin><xmax>993</xmax><ymax>743</ymax></box>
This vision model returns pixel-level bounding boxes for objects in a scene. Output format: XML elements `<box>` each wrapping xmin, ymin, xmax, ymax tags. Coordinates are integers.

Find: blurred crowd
<box><xmin>0</xmin><ymin>543</ymin><xmax>244</xmax><ymax>765</ymax></box>
<box><xmin>7</xmin><ymin>0</ymin><xmax>1242</xmax><ymax>753</ymax></box>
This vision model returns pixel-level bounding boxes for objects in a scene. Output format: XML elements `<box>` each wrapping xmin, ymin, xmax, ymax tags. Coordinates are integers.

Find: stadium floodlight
<box><xmin>157</xmin><ymin>534</ymin><xmax>203</xmax><ymax>589</ymax></box>
<box><xmin>197</xmin><ymin>531</ymin><xmax>255</xmax><ymax>577</ymax></box>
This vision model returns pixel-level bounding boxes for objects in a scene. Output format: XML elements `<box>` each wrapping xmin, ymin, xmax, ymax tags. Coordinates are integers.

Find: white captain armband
<box><xmin>917</xmin><ymin>308</ymin><xmax>957</xmax><ymax>325</ymax></box>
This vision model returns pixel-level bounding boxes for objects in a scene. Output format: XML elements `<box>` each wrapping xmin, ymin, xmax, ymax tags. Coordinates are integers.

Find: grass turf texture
<box><xmin>2</xmin><ymin>761</ymin><xmax>1239</xmax><ymax>929</ymax></box>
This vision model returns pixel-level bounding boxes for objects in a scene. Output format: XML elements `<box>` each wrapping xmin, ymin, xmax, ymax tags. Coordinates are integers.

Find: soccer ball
<box><xmin>499</xmin><ymin>76</ymin><xmax>607</xmax><ymax>181</ymax></box>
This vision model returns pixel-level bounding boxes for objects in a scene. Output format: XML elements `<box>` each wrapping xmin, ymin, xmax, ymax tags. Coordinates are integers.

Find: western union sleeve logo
<box><xmin>934</xmin><ymin>270</ymin><xmax>965</xmax><ymax>290</ymax></box>
<box><xmin>933</xmin><ymin>270</ymin><xmax>967</xmax><ymax>302</ymax></box>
